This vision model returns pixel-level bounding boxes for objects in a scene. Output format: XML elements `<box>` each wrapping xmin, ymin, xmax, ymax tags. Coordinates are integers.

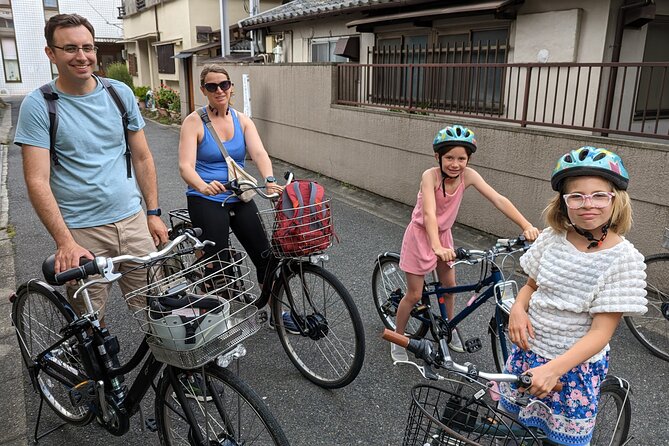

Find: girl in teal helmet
<box><xmin>392</xmin><ymin>125</ymin><xmax>540</xmax><ymax>360</ymax></box>
<box><xmin>500</xmin><ymin>147</ymin><xmax>646</xmax><ymax>446</ymax></box>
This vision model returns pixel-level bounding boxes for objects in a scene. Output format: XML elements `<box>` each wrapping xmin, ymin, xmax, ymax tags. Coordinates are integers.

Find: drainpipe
<box><xmin>601</xmin><ymin>0</ymin><xmax>653</xmax><ymax>135</ymax></box>
<box><xmin>220</xmin><ymin>0</ymin><xmax>230</xmax><ymax>57</ymax></box>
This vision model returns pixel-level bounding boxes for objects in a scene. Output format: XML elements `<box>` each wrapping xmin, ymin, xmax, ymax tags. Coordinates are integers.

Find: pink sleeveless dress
<box><xmin>399</xmin><ymin>170</ymin><xmax>465</xmax><ymax>275</ymax></box>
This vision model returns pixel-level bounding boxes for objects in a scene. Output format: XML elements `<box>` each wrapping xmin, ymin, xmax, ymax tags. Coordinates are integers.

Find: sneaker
<box><xmin>391</xmin><ymin>343</ymin><xmax>408</xmax><ymax>362</ymax></box>
<box><xmin>448</xmin><ymin>328</ymin><xmax>465</xmax><ymax>353</ymax></box>
<box><xmin>268</xmin><ymin>311</ymin><xmax>301</xmax><ymax>335</ymax></box>
<box><xmin>180</xmin><ymin>373</ymin><xmax>213</xmax><ymax>402</ymax></box>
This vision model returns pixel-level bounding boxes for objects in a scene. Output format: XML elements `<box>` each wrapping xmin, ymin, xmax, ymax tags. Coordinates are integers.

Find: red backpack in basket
<box><xmin>272</xmin><ymin>180</ymin><xmax>334</xmax><ymax>256</ymax></box>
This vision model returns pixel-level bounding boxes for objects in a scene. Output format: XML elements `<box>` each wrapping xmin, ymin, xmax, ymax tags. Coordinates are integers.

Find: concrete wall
<box><xmin>205</xmin><ymin>62</ymin><xmax>668</xmax><ymax>256</ymax></box>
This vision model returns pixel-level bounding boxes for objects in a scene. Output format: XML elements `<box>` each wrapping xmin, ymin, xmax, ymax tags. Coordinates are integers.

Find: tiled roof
<box><xmin>238</xmin><ymin>0</ymin><xmax>404</xmax><ymax>29</ymax></box>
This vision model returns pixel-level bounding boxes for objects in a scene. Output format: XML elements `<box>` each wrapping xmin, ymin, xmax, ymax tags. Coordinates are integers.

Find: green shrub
<box><xmin>155</xmin><ymin>84</ymin><xmax>180</xmax><ymax>110</ymax></box>
<box><xmin>106</xmin><ymin>62</ymin><xmax>134</xmax><ymax>90</ymax></box>
<box><xmin>133</xmin><ymin>85</ymin><xmax>150</xmax><ymax>100</ymax></box>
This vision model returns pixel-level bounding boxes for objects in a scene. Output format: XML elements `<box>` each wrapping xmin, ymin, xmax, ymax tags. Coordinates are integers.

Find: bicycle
<box><xmin>372</xmin><ymin>236</ymin><xmax>530</xmax><ymax>373</ymax></box>
<box><xmin>382</xmin><ymin>328</ymin><xmax>632</xmax><ymax>446</ymax></box>
<box><xmin>623</xmin><ymin>226</ymin><xmax>669</xmax><ymax>361</ymax></box>
<box><xmin>166</xmin><ymin>174</ymin><xmax>365</xmax><ymax>389</ymax></box>
<box><xmin>11</xmin><ymin>228</ymin><xmax>290</xmax><ymax>445</ymax></box>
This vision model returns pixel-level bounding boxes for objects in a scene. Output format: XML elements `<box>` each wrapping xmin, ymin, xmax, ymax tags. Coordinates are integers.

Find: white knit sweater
<box><xmin>519</xmin><ymin>228</ymin><xmax>647</xmax><ymax>362</ymax></box>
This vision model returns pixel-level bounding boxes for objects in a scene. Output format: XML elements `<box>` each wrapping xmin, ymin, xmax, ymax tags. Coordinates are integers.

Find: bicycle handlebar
<box><xmin>451</xmin><ymin>236</ymin><xmax>531</xmax><ymax>267</ymax></box>
<box><xmin>382</xmin><ymin>329</ymin><xmax>561</xmax><ymax>392</ymax></box>
<box><xmin>48</xmin><ymin>227</ymin><xmax>205</xmax><ymax>286</ymax></box>
<box><xmin>223</xmin><ymin>171</ymin><xmax>294</xmax><ymax>200</ymax></box>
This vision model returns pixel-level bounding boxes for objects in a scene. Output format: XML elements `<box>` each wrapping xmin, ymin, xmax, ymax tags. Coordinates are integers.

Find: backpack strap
<box><xmin>98</xmin><ymin>76</ymin><xmax>132</xmax><ymax>178</ymax></box>
<box><xmin>39</xmin><ymin>83</ymin><xmax>61</xmax><ymax>167</ymax></box>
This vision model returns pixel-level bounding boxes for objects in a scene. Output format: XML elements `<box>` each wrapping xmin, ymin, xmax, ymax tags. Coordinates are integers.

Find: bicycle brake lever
<box><xmin>392</xmin><ymin>359</ymin><xmax>444</xmax><ymax>381</ymax></box>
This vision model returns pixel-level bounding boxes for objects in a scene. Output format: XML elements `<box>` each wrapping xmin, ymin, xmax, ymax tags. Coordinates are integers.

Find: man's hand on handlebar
<box><xmin>265</xmin><ymin>182</ymin><xmax>283</xmax><ymax>196</ymax></box>
<box><xmin>55</xmin><ymin>240</ymin><xmax>94</xmax><ymax>274</ymax></box>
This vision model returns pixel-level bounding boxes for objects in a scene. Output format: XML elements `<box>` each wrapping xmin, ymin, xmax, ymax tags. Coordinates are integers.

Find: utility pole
<box><xmin>249</xmin><ymin>0</ymin><xmax>258</xmax><ymax>57</ymax></box>
<box><xmin>219</xmin><ymin>0</ymin><xmax>230</xmax><ymax>57</ymax></box>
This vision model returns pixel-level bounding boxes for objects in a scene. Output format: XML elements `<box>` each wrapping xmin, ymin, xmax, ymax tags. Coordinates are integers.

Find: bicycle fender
<box><xmin>16</xmin><ymin>280</ymin><xmax>78</xmax><ymax>321</ymax></box>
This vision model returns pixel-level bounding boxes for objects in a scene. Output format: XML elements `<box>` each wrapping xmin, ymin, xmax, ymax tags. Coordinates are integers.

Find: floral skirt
<box><xmin>499</xmin><ymin>346</ymin><xmax>609</xmax><ymax>446</ymax></box>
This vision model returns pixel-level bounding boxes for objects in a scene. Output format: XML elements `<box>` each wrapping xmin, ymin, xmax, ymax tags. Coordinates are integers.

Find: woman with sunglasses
<box><xmin>178</xmin><ymin>64</ymin><xmax>281</xmax><ymax>289</ymax></box>
<box><xmin>499</xmin><ymin>147</ymin><xmax>647</xmax><ymax>445</ymax></box>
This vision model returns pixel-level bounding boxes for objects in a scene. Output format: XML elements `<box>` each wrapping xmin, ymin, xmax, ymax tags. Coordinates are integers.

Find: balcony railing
<box><xmin>335</xmin><ymin>62</ymin><xmax>669</xmax><ymax>141</ymax></box>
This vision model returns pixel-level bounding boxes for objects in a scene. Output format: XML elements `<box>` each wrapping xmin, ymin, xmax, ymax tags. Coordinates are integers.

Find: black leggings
<box><xmin>187</xmin><ymin>195</ymin><xmax>272</xmax><ymax>283</ymax></box>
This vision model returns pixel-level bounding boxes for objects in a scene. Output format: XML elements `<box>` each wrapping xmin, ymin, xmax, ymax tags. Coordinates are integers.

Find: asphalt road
<box><xmin>4</xmin><ymin>99</ymin><xmax>667</xmax><ymax>445</ymax></box>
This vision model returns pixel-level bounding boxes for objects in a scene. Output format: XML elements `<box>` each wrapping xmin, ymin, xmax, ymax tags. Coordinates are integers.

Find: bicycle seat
<box><xmin>42</xmin><ymin>254</ymin><xmax>96</xmax><ymax>286</ymax></box>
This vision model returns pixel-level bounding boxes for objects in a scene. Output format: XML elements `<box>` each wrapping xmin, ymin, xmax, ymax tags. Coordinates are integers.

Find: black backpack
<box><xmin>39</xmin><ymin>75</ymin><xmax>133</xmax><ymax>178</ymax></box>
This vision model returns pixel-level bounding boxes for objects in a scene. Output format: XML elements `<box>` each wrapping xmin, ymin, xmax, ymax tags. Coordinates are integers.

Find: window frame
<box><xmin>43</xmin><ymin>0</ymin><xmax>58</xmax><ymax>10</ymax></box>
<box><xmin>156</xmin><ymin>43</ymin><xmax>175</xmax><ymax>74</ymax></box>
<box><xmin>310</xmin><ymin>37</ymin><xmax>348</xmax><ymax>63</ymax></box>
<box><xmin>1</xmin><ymin>36</ymin><xmax>21</xmax><ymax>82</ymax></box>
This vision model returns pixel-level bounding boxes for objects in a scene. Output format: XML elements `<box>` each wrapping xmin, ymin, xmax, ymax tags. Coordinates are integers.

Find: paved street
<box><xmin>1</xmin><ymin>98</ymin><xmax>667</xmax><ymax>445</ymax></box>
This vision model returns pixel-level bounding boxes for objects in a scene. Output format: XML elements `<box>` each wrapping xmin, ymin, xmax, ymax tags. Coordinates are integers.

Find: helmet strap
<box><xmin>438</xmin><ymin>156</ymin><xmax>459</xmax><ymax>197</ymax></box>
<box><xmin>570</xmin><ymin>221</ymin><xmax>611</xmax><ymax>249</ymax></box>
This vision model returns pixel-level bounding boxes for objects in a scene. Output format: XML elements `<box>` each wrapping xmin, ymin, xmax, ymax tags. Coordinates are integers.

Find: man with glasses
<box><xmin>14</xmin><ymin>13</ymin><xmax>169</xmax><ymax>320</ymax></box>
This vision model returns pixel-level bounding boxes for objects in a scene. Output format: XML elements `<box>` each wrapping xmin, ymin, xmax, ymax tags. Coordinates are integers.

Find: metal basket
<box><xmin>125</xmin><ymin>249</ymin><xmax>262</xmax><ymax>370</ymax></box>
<box><xmin>258</xmin><ymin>198</ymin><xmax>334</xmax><ymax>258</ymax></box>
<box><xmin>403</xmin><ymin>382</ymin><xmax>541</xmax><ymax>446</ymax></box>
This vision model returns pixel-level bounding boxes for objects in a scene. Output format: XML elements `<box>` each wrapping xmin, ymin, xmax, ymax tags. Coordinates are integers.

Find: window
<box><xmin>128</xmin><ymin>53</ymin><xmax>138</xmax><ymax>76</ymax></box>
<box><xmin>311</xmin><ymin>38</ymin><xmax>347</xmax><ymax>63</ymax></box>
<box><xmin>636</xmin><ymin>16</ymin><xmax>669</xmax><ymax>117</ymax></box>
<box><xmin>157</xmin><ymin>44</ymin><xmax>175</xmax><ymax>74</ymax></box>
<box><xmin>43</xmin><ymin>0</ymin><xmax>58</xmax><ymax>9</ymax></box>
<box><xmin>1</xmin><ymin>36</ymin><xmax>20</xmax><ymax>81</ymax></box>
<box><xmin>0</xmin><ymin>0</ymin><xmax>10</xmax><ymax>6</ymax></box>
<box><xmin>136</xmin><ymin>0</ymin><xmax>145</xmax><ymax>10</ymax></box>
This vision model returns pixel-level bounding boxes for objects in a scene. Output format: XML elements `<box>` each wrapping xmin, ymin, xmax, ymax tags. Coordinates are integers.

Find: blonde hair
<box><xmin>543</xmin><ymin>178</ymin><xmax>633</xmax><ymax>235</ymax></box>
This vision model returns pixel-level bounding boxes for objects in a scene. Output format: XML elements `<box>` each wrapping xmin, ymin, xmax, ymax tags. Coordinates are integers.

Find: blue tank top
<box><xmin>186</xmin><ymin>107</ymin><xmax>247</xmax><ymax>203</ymax></box>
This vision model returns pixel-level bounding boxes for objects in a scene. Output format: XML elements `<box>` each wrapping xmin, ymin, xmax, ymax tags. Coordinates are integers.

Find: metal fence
<box><xmin>335</xmin><ymin>61</ymin><xmax>669</xmax><ymax>141</ymax></box>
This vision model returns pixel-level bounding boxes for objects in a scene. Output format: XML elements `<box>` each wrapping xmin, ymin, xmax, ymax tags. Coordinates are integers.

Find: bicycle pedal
<box><xmin>464</xmin><ymin>338</ymin><xmax>482</xmax><ymax>353</ymax></box>
<box><xmin>69</xmin><ymin>380</ymin><xmax>96</xmax><ymax>407</ymax></box>
<box><xmin>145</xmin><ymin>417</ymin><xmax>158</xmax><ymax>432</ymax></box>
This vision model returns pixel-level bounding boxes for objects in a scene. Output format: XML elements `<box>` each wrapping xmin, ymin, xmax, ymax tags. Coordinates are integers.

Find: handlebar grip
<box><xmin>54</xmin><ymin>259</ymin><xmax>100</xmax><ymax>284</ymax></box>
<box><xmin>518</xmin><ymin>373</ymin><xmax>563</xmax><ymax>392</ymax></box>
<box><xmin>382</xmin><ymin>329</ymin><xmax>410</xmax><ymax>348</ymax></box>
<box><xmin>455</xmin><ymin>247</ymin><xmax>469</xmax><ymax>260</ymax></box>
<box><xmin>185</xmin><ymin>227</ymin><xmax>203</xmax><ymax>238</ymax></box>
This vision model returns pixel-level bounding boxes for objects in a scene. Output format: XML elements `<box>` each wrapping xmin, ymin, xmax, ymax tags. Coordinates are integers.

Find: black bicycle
<box><xmin>11</xmin><ymin>228</ymin><xmax>290</xmax><ymax>445</ymax></box>
<box><xmin>166</xmin><ymin>174</ymin><xmax>365</xmax><ymax>389</ymax></box>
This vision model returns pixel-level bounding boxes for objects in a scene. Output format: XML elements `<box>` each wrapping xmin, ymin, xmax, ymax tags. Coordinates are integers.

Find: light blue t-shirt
<box><xmin>14</xmin><ymin>78</ymin><xmax>145</xmax><ymax>228</ymax></box>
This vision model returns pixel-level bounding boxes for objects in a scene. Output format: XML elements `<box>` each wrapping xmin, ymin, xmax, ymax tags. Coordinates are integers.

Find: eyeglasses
<box><xmin>52</xmin><ymin>44</ymin><xmax>98</xmax><ymax>54</ymax></box>
<box><xmin>203</xmin><ymin>80</ymin><xmax>233</xmax><ymax>93</ymax></box>
<box><xmin>563</xmin><ymin>192</ymin><xmax>615</xmax><ymax>209</ymax></box>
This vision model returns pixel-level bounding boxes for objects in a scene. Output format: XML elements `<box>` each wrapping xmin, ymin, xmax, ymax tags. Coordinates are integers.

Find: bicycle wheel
<box><xmin>161</xmin><ymin>221</ymin><xmax>199</xmax><ymax>278</ymax></box>
<box><xmin>12</xmin><ymin>281</ymin><xmax>94</xmax><ymax>425</ymax></box>
<box><xmin>272</xmin><ymin>262</ymin><xmax>365</xmax><ymax>388</ymax></box>
<box><xmin>590</xmin><ymin>377</ymin><xmax>631</xmax><ymax>446</ymax></box>
<box><xmin>624</xmin><ymin>253</ymin><xmax>669</xmax><ymax>361</ymax></box>
<box><xmin>371</xmin><ymin>254</ymin><xmax>429</xmax><ymax>338</ymax></box>
<box><xmin>489</xmin><ymin>313</ymin><xmax>513</xmax><ymax>373</ymax></box>
<box><xmin>156</xmin><ymin>364</ymin><xmax>290</xmax><ymax>446</ymax></box>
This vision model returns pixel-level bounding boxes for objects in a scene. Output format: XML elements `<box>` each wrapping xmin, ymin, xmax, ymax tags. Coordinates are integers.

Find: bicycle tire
<box><xmin>590</xmin><ymin>376</ymin><xmax>632</xmax><ymax>446</ymax></box>
<box><xmin>12</xmin><ymin>281</ymin><xmax>94</xmax><ymax>425</ymax></box>
<box><xmin>371</xmin><ymin>254</ymin><xmax>429</xmax><ymax>338</ymax></box>
<box><xmin>272</xmin><ymin>262</ymin><xmax>365</xmax><ymax>388</ymax></box>
<box><xmin>624</xmin><ymin>253</ymin><xmax>669</xmax><ymax>361</ymax></box>
<box><xmin>155</xmin><ymin>364</ymin><xmax>290</xmax><ymax>446</ymax></box>
<box><xmin>488</xmin><ymin>313</ymin><xmax>513</xmax><ymax>373</ymax></box>
<box><xmin>160</xmin><ymin>221</ymin><xmax>198</xmax><ymax>278</ymax></box>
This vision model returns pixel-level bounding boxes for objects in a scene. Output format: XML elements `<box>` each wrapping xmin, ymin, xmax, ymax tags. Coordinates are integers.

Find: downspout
<box><xmin>601</xmin><ymin>0</ymin><xmax>652</xmax><ymax>134</ymax></box>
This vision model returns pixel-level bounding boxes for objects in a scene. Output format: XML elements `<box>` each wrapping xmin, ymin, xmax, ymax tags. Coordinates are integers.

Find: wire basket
<box><xmin>258</xmin><ymin>198</ymin><xmax>334</xmax><ymax>258</ymax></box>
<box><xmin>125</xmin><ymin>249</ymin><xmax>262</xmax><ymax>370</ymax></box>
<box><xmin>403</xmin><ymin>382</ymin><xmax>541</xmax><ymax>446</ymax></box>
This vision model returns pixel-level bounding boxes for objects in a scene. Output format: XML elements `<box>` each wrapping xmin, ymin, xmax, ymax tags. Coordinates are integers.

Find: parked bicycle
<box><xmin>372</xmin><ymin>236</ymin><xmax>530</xmax><ymax>372</ymax></box>
<box><xmin>623</xmin><ymin>227</ymin><xmax>669</xmax><ymax>361</ymax></box>
<box><xmin>382</xmin><ymin>328</ymin><xmax>632</xmax><ymax>446</ymax></box>
<box><xmin>11</xmin><ymin>228</ymin><xmax>290</xmax><ymax>445</ymax></box>
<box><xmin>167</xmin><ymin>174</ymin><xmax>365</xmax><ymax>389</ymax></box>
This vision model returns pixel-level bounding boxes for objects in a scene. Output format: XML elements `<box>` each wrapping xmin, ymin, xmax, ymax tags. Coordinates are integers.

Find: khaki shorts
<box><xmin>66</xmin><ymin>211</ymin><xmax>158</xmax><ymax>319</ymax></box>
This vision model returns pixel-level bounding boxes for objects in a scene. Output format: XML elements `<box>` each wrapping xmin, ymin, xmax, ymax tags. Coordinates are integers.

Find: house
<box><xmin>119</xmin><ymin>0</ymin><xmax>282</xmax><ymax>113</ymax></box>
<box><xmin>186</xmin><ymin>0</ymin><xmax>668</xmax><ymax>254</ymax></box>
<box><xmin>0</xmin><ymin>0</ymin><xmax>124</xmax><ymax>95</ymax></box>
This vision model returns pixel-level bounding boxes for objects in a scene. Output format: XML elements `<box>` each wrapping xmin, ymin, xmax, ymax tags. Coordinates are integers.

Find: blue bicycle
<box><xmin>372</xmin><ymin>237</ymin><xmax>528</xmax><ymax>373</ymax></box>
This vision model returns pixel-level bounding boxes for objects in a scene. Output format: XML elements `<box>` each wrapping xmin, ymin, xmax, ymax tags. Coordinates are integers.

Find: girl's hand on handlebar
<box><xmin>199</xmin><ymin>180</ymin><xmax>227</xmax><ymax>196</ymax></box>
<box><xmin>522</xmin><ymin>226</ymin><xmax>540</xmax><ymax>242</ymax></box>
<box><xmin>523</xmin><ymin>364</ymin><xmax>561</xmax><ymax>399</ymax></box>
<box><xmin>433</xmin><ymin>246</ymin><xmax>456</xmax><ymax>262</ymax></box>
<box><xmin>508</xmin><ymin>304</ymin><xmax>535</xmax><ymax>351</ymax></box>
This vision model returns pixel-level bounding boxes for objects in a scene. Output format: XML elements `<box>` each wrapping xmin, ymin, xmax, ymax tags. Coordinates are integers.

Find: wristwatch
<box><xmin>146</xmin><ymin>208</ymin><xmax>162</xmax><ymax>216</ymax></box>
<box><xmin>265</xmin><ymin>176</ymin><xmax>276</xmax><ymax>184</ymax></box>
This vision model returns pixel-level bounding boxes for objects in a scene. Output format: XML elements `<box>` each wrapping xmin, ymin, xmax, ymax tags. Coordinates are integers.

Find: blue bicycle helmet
<box><xmin>551</xmin><ymin>146</ymin><xmax>629</xmax><ymax>191</ymax></box>
<box><xmin>433</xmin><ymin>125</ymin><xmax>477</xmax><ymax>155</ymax></box>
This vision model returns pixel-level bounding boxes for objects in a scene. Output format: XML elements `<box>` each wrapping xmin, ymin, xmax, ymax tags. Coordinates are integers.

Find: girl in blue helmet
<box><xmin>393</xmin><ymin>125</ymin><xmax>540</xmax><ymax>358</ymax></box>
<box><xmin>500</xmin><ymin>147</ymin><xmax>647</xmax><ymax>446</ymax></box>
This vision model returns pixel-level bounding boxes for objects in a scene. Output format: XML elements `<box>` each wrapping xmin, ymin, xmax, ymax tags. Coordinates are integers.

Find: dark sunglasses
<box><xmin>203</xmin><ymin>80</ymin><xmax>232</xmax><ymax>92</ymax></box>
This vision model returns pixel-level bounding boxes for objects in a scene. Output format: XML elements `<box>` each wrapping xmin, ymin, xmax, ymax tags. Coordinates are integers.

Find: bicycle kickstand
<box><xmin>33</xmin><ymin>394</ymin><xmax>67</xmax><ymax>444</ymax></box>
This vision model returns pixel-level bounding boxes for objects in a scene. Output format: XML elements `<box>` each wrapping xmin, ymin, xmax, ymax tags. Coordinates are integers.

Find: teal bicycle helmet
<box><xmin>433</xmin><ymin>125</ymin><xmax>477</xmax><ymax>155</ymax></box>
<box><xmin>551</xmin><ymin>146</ymin><xmax>629</xmax><ymax>191</ymax></box>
